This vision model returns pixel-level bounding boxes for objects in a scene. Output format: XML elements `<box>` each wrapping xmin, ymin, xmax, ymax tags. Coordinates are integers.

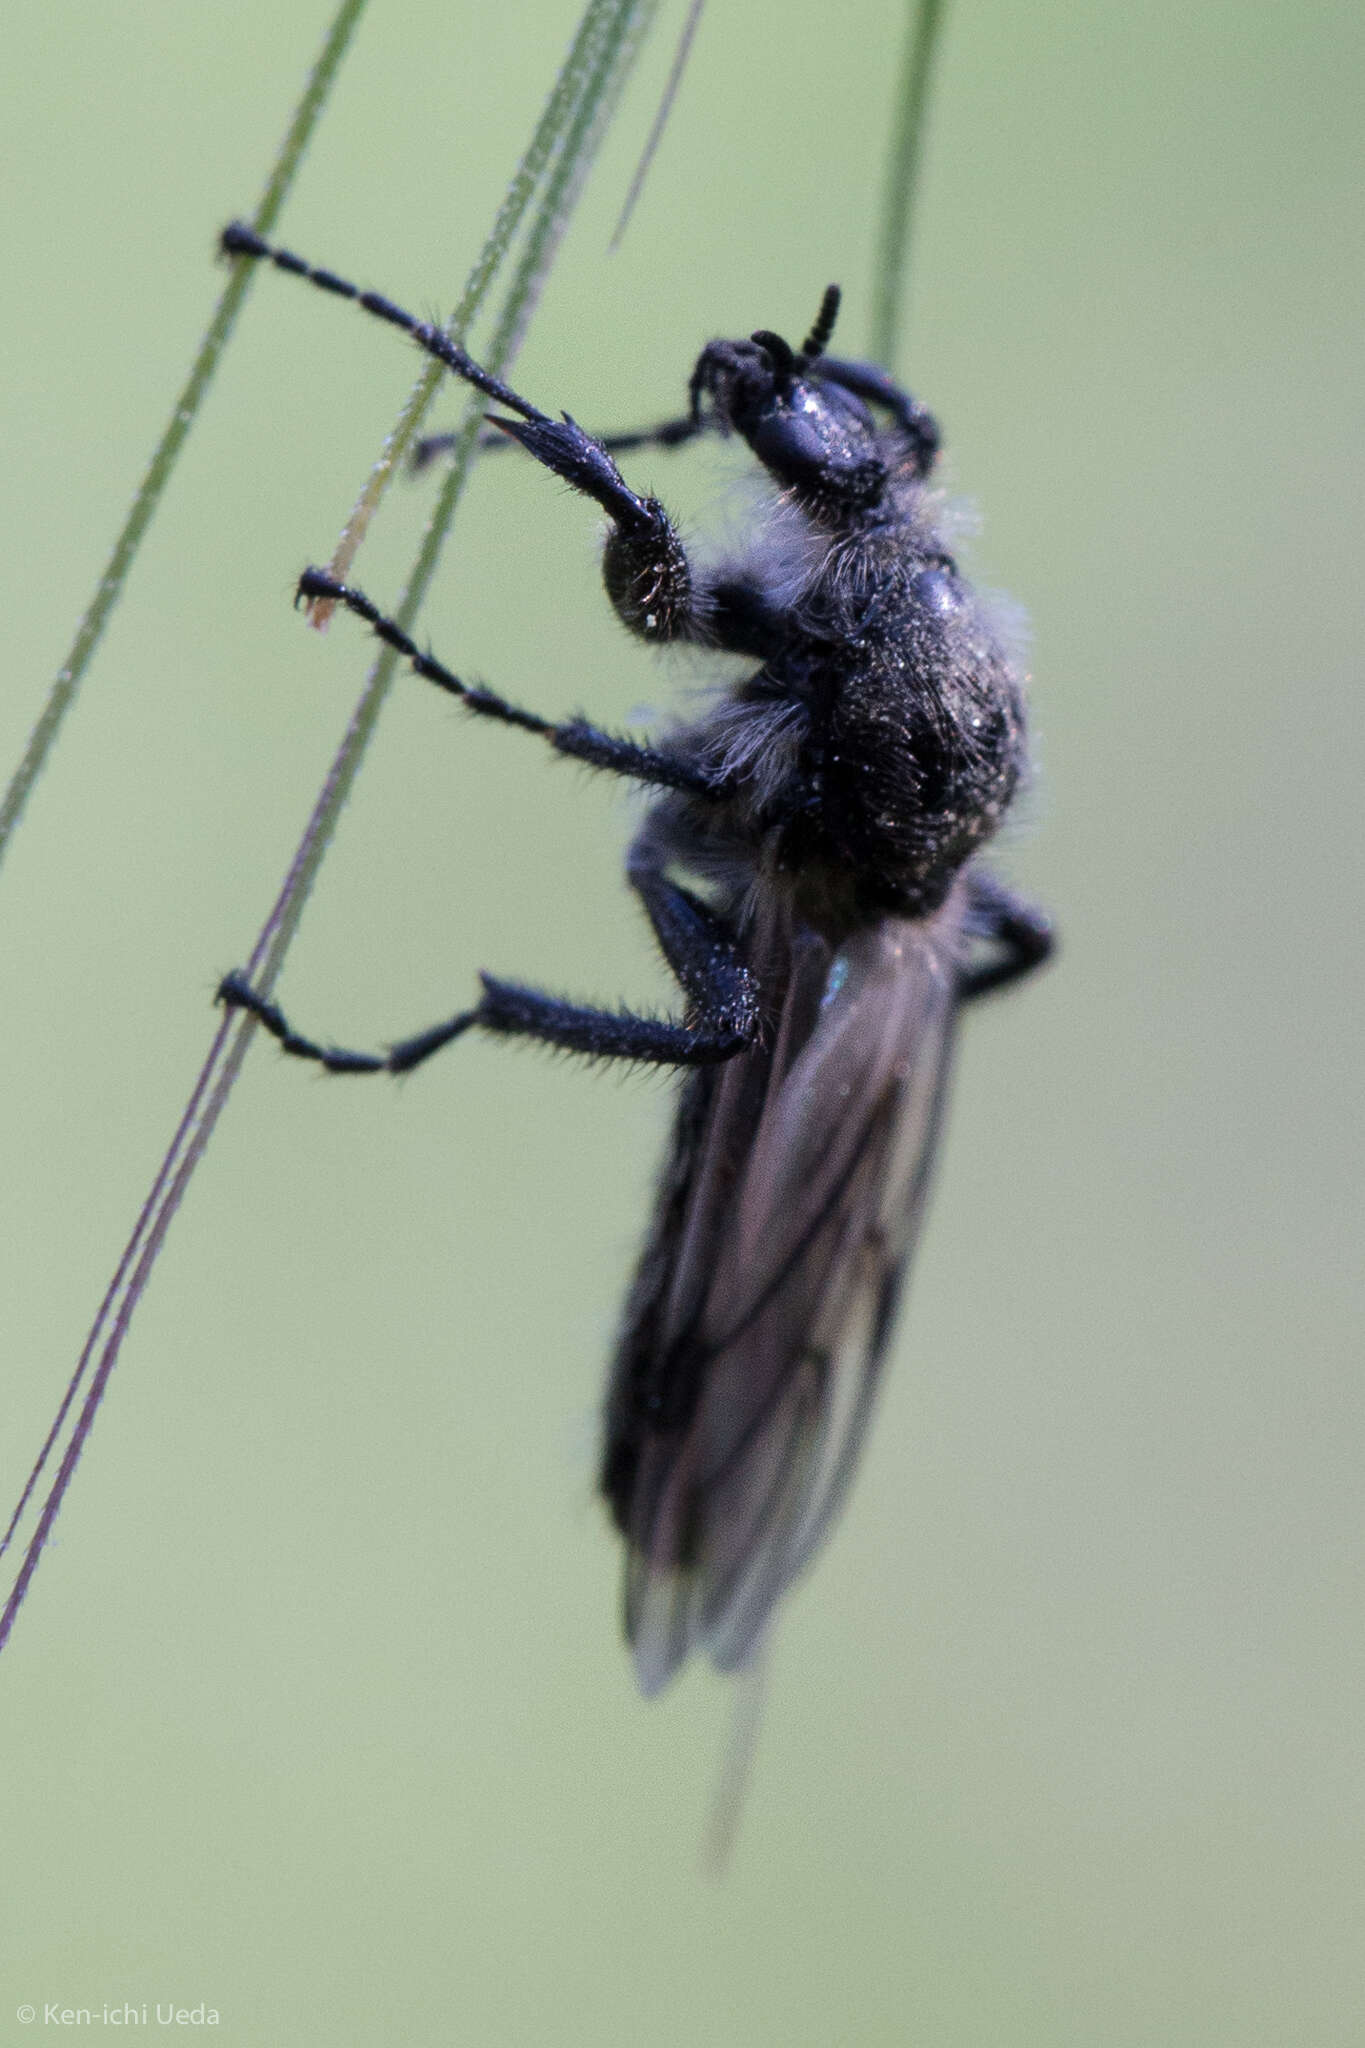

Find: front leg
<box><xmin>411</xmin><ymin>410</ymin><xmax>702</xmax><ymax>474</ymax></box>
<box><xmin>489</xmin><ymin>414</ymin><xmax>800</xmax><ymax>657</ymax></box>
<box><xmin>818</xmin><ymin>357</ymin><xmax>941</xmax><ymax>478</ymax></box>
<box><xmin>218</xmin><ymin>226</ymin><xmax>730</xmax><ymax>653</ymax></box>
<box><xmin>490</xmin><ymin>412</ymin><xmax>702</xmax><ymax>647</ymax></box>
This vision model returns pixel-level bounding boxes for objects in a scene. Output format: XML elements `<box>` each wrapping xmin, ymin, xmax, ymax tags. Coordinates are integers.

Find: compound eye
<box><xmin>751</xmin><ymin>407</ymin><xmax>827</xmax><ymax>479</ymax></box>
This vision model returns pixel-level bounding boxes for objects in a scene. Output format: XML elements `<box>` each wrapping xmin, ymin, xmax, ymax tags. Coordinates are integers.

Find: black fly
<box><xmin>217</xmin><ymin>223</ymin><xmax>1054</xmax><ymax>1695</ymax></box>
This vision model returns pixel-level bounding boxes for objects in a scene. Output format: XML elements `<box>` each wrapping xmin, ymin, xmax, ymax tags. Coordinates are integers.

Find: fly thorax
<box><xmin>815</xmin><ymin>562</ymin><xmax>1028</xmax><ymax>910</ymax></box>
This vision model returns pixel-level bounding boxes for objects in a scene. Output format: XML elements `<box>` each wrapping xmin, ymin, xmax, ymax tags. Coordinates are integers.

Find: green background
<box><xmin>2</xmin><ymin>2</ymin><xmax>1361</xmax><ymax>2041</ymax></box>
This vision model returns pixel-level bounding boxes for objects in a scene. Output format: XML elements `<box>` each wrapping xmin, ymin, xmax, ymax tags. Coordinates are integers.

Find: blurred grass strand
<box><xmin>315</xmin><ymin>0</ymin><xmax>643</xmax><ymax>613</ymax></box>
<box><xmin>0</xmin><ymin>0</ymin><xmax>370</xmax><ymax>874</ymax></box>
<box><xmin>609</xmin><ymin>0</ymin><xmax>704</xmax><ymax>252</ymax></box>
<box><xmin>257</xmin><ymin>0</ymin><xmax>655</xmax><ymax>979</ymax></box>
<box><xmin>870</xmin><ymin>0</ymin><xmax>946</xmax><ymax>368</ymax></box>
<box><xmin>0</xmin><ymin>0</ymin><xmax>660</xmax><ymax>1658</ymax></box>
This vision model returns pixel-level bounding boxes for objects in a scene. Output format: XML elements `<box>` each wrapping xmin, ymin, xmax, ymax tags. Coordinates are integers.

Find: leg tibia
<box><xmin>960</xmin><ymin>870</ymin><xmax>1055</xmax><ymax>1000</ymax></box>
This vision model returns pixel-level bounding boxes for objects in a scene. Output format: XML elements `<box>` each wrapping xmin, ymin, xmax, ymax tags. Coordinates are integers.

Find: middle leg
<box><xmin>293</xmin><ymin>569</ymin><xmax>733</xmax><ymax>801</ymax></box>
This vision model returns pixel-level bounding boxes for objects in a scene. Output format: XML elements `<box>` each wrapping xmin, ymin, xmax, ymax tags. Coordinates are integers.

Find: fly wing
<box><xmin>608</xmin><ymin>884</ymin><xmax>967</xmax><ymax>1694</ymax></box>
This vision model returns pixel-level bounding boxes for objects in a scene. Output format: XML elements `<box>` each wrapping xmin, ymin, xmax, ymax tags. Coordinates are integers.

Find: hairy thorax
<box><xmin>670</xmin><ymin>500</ymin><xmax>1028</xmax><ymax>928</ymax></box>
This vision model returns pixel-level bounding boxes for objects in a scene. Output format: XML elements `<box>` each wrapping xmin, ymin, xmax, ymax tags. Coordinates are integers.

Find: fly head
<box><xmin>689</xmin><ymin>285</ymin><xmax>888</xmax><ymax>512</ymax></box>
